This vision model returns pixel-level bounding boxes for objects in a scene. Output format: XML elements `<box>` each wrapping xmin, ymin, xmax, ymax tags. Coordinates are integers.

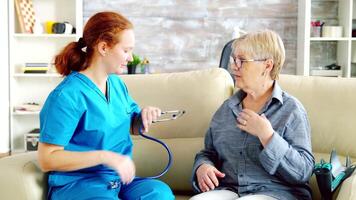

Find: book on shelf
<box><xmin>23</xmin><ymin>62</ymin><xmax>49</xmax><ymax>73</ymax></box>
<box><xmin>23</xmin><ymin>67</ymin><xmax>49</xmax><ymax>73</ymax></box>
<box><xmin>14</xmin><ymin>102</ymin><xmax>41</xmax><ymax>113</ymax></box>
<box><xmin>25</xmin><ymin>63</ymin><xmax>48</xmax><ymax>67</ymax></box>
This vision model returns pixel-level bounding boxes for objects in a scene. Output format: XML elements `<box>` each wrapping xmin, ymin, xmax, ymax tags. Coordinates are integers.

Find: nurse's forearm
<box><xmin>38</xmin><ymin>142</ymin><xmax>108</xmax><ymax>172</ymax></box>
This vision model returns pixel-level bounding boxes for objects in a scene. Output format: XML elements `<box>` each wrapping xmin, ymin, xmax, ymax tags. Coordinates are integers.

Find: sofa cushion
<box><xmin>132</xmin><ymin>137</ymin><xmax>203</xmax><ymax>192</ymax></box>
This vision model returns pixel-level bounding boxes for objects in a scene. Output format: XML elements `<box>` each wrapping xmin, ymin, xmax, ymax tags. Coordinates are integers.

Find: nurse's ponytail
<box><xmin>54</xmin><ymin>39</ymin><xmax>86</xmax><ymax>76</ymax></box>
<box><xmin>54</xmin><ymin>12</ymin><xmax>133</xmax><ymax>76</ymax></box>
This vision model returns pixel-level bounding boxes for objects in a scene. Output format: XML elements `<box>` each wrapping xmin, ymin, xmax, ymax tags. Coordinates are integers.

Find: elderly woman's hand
<box><xmin>237</xmin><ymin>109</ymin><xmax>274</xmax><ymax>146</ymax></box>
<box><xmin>141</xmin><ymin>106</ymin><xmax>161</xmax><ymax>133</ymax></box>
<box><xmin>196</xmin><ymin>163</ymin><xmax>225</xmax><ymax>192</ymax></box>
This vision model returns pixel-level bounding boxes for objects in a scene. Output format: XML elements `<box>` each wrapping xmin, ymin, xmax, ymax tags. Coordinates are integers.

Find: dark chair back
<box><xmin>219</xmin><ymin>39</ymin><xmax>236</xmax><ymax>82</ymax></box>
<box><xmin>218</xmin><ymin>39</ymin><xmax>236</xmax><ymax>70</ymax></box>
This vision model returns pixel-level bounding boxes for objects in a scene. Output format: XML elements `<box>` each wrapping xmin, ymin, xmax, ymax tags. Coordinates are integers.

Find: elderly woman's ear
<box><xmin>263</xmin><ymin>59</ymin><xmax>274</xmax><ymax>76</ymax></box>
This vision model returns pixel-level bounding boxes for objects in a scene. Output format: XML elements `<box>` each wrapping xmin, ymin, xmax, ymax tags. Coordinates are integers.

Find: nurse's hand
<box><xmin>141</xmin><ymin>106</ymin><xmax>161</xmax><ymax>132</ymax></box>
<box><xmin>196</xmin><ymin>163</ymin><xmax>225</xmax><ymax>192</ymax></box>
<box><xmin>101</xmin><ymin>151</ymin><xmax>135</xmax><ymax>184</ymax></box>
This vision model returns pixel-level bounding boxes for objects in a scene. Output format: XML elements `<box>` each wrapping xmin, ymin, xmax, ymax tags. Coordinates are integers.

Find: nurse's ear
<box><xmin>97</xmin><ymin>41</ymin><xmax>109</xmax><ymax>57</ymax></box>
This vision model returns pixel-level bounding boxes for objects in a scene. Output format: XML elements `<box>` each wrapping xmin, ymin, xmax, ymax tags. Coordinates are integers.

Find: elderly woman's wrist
<box><xmin>259</xmin><ymin>129</ymin><xmax>274</xmax><ymax>146</ymax></box>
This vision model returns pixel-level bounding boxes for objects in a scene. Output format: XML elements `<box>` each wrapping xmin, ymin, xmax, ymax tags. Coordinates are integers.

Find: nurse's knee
<box><xmin>146</xmin><ymin>180</ymin><xmax>174</xmax><ymax>200</ymax></box>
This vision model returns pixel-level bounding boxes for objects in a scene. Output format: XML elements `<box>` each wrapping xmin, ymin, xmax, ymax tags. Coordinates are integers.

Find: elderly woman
<box><xmin>190</xmin><ymin>30</ymin><xmax>314</xmax><ymax>200</ymax></box>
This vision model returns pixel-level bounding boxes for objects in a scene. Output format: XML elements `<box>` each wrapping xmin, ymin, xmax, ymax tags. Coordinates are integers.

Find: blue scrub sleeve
<box><xmin>122</xmin><ymin>82</ymin><xmax>141</xmax><ymax>115</ymax></box>
<box><xmin>127</xmin><ymin>93</ymin><xmax>141</xmax><ymax>116</ymax></box>
<box><xmin>40</xmin><ymin>90</ymin><xmax>81</xmax><ymax>146</ymax></box>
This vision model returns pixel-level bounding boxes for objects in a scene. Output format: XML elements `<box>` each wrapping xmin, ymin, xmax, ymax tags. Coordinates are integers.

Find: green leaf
<box><xmin>127</xmin><ymin>54</ymin><xmax>141</xmax><ymax>67</ymax></box>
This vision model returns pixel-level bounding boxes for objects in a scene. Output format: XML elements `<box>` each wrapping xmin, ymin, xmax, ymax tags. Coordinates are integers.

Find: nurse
<box><xmin>37</xmin><ymin>11</ymin><xmax>174</xmax><ymax>200</ymax></box>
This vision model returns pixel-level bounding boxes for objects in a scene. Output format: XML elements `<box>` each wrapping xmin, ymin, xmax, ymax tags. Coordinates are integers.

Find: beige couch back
<box><xmin>278</xmin><ymin>75</ymin><xmax>356</xmax><ymax>158</ymax></box>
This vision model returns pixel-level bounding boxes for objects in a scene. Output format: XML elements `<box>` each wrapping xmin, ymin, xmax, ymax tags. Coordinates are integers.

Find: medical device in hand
<box><xmin>131</xmin><ymin>110</ymin><xmax>185</xmax><ymax>179</ymax></box>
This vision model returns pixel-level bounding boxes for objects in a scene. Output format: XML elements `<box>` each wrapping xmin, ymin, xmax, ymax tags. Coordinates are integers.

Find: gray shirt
<box><xmin>192</xmin><ymin>82</ymin><xmax>314</xmax><ymax>200</ymax></box>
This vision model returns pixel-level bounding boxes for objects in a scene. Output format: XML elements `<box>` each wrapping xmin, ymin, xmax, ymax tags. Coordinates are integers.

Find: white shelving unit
<box><xmin>0</xmin><ymin>0</ymin><xmax>10</xmax><ymax>154</ymax></box>
<box><xmin>8</xmin><ymin>0</ymin><xmax>83</xmax><ymax>152</ymax></box>
<box><xmin>297</xmin><ymin>0</ymin><xmax>356</xmax><ymax>77</ymax></box>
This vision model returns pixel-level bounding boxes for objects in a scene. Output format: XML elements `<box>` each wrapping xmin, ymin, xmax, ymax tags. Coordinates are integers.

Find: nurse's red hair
<box><xmin>54</xmin><ymin>11</ymin><xmax>133</xmax><ymax>76</ymax></box>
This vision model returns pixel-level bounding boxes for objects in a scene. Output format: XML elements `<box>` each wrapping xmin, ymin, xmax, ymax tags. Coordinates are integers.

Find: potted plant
<box><xmin>127</xmin><ymin>54</ymin><xmax>141</xmax><ymax>74</ymax></box>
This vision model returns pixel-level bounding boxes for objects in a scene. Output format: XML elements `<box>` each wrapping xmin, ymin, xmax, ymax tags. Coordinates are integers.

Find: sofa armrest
<box><xmin>336</xmin><ymin>168</ymin><xmax>356</xmax><ymax>200</ymax></box>
<box><xmin>0</xmin><ymin>152</ymin><xmax>47</xmax><ymax>200</ymax></box>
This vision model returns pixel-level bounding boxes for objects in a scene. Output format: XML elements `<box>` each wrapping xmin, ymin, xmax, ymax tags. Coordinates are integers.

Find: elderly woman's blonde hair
<box><xmin>232</xmin><ymin>30</ymin><xmax>285</xmax><ymax>80</ymax></box>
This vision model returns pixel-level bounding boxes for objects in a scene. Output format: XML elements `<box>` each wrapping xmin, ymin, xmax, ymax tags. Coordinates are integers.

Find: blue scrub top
<box><xmin>39</xmin><ymin>71</ymin><xmax>141</xmax><ymax>187</ymax></box>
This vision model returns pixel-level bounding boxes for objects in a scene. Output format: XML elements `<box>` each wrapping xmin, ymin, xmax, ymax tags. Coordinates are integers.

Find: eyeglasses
<box><xmin>230</xmin><ymin>56</ymin><xmax>267</xmax><ymax>68</ymax></box>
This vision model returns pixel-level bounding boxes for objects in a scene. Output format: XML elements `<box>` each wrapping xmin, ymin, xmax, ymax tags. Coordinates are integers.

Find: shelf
<box><xmin>13</xmin><ymin>73</ymin><xmax>63</xmax><ymax>78</ymax></box>
<box><xmin>310</xmin><ymin>69</ymin><xmax>343</xmax><ymax>77</ymax></box>
<box><xmin>13</xmin><ymin>33</ymin><xmax>77</xmax><ymax>39</ymax></box>
<box><xmin>310</xmin><ymin>37</ymin><xmax>349</xmax><ymax>41</ymax></box>
<box><xmin>12</xmin><ymin>111</ymin><xmax>40</xmax><ymax>116</ymax></box>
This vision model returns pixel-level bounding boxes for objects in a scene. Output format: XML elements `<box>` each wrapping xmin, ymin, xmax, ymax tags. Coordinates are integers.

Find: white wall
<box><xmin>0</xmin><ymin>0</ymin><xmax>10</xmax><ymax>153</ymax></box>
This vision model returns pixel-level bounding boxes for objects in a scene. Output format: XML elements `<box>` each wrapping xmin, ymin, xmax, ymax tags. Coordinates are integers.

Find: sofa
<box><xmin>0</xmin><ymin>68</ymin><xmax>355</xmax><ymax>200</ymax></box>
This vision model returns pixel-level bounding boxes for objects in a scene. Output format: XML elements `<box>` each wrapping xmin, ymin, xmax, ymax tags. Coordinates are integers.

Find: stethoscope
<box><xmin>133</xmin><ymin>110</ymin><xmax>185</xmax><ymax>180</ymax></box>
<box><xmin>107</xmin><ymin>110</ymin><xmax>185</xmax><ymax>189</ymax></box>
<box><xmin>109</xmin><ymin>110</ymin><xmax>185</xmax><ymax>189</ymax></box>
